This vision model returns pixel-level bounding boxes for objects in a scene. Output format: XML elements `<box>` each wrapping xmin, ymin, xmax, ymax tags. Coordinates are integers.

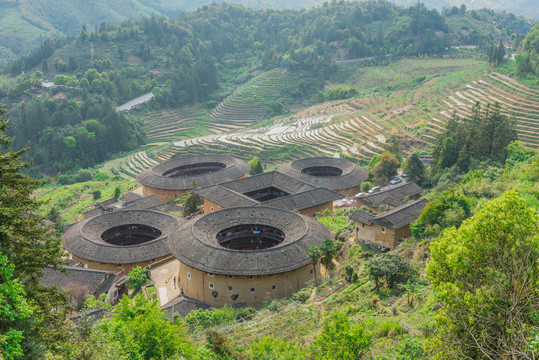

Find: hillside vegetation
<box><xmin>1</xmin><ymin>1</ymin><xmax>534</xmax><ymax>176</ymax></box>
<box><xmin>393</xmin><ymin>0</ymin><xmax>539</xmax><ymax>20</ymax></box>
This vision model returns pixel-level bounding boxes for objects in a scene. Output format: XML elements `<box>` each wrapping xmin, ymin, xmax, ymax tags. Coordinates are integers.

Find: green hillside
<box><xmin>392</xmin><ymin>0</ymin><xmax>539</xmax><ymax>20</ymax></box>
<box><xmin>0</xmin><ymin>0</ymin><xmax>159</xmax><ymax>66</ymax></box>
<box><xmin>0</xmin><ymin>0</ymin><xmax>322</xmax><ymax>67</ymax></box>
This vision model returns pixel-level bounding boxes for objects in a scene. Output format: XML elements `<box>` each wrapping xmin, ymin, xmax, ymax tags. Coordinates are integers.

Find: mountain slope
<box><xmin>0</xmin><ymin>0</ymin><xmax>158</xmax><ymax>65</ymax></box>
<box><xmin>392</xmin><ymin>0</ymin><xmax>538</xmax><ymax>20</ymax></box>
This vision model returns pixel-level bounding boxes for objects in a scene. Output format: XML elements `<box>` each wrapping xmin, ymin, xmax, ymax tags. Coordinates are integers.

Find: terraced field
<box><xmin>137</xmin><ymin>105</ymin><xmax>215</xmax><ymax>143</ymax></box>
<box><xmin>425</xmin><ymin>71</ymin><xmax>539</xmax><ymax>149</ymax></box>
<box><xmin>209</xmin><ymin>69</ymin><xmax>299</xmax><ymax>126</ymax></box>
<box><xmin>105</xmin><ymin>149</ymin><xmax>160</xmax><ymax>179</ymax></box>
<box><xmin>108</xmin><ymin>65</ymin><xmax>537</xmax><ymax>180</ymax></box>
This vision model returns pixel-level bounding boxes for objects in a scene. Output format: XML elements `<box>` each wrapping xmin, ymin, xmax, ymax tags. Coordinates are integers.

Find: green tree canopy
<box><xmin>0</xmin><ymin>107</ymin><xmax>69</xmax><ymax>357</ymax></box>
<box><xmin>370</xmin><ymin>152</ymin><xmax>400</xmax><ymax>185</ymax></box>
<box><xmin>412</xmin><ymin>189</ymin><xmax>472</xmax><ymax>238</ymax></box>
<box><xmin>432</xmin><ymin>102</ymin><xmax>517</xmax><ymax>173</ymax></box>
<box><xmin>184</xmin><ymin>192</ymin><xmax>203</xmax><ymax>216</ymax></box>
<box><xmin>367</xmin><ymin>253</ymin><xmax>416</xmax><ymax>290</ymax></box>
<box><xmin>0</xmin><ymin>252</ymin><xmax>32</xmax><ymax>360</ymax></box>
<box><xmin>310</xmin><ymin>311</ymin><xmax>371</xmax><ymax>359</ymax></box>
<box><xmin>427</xmin><ymin>191</ymin><xmax>539</xmax><ymax>359</ymax></box>
<box><xmin>98</xmin><ymin>294</ymin><xmax>197</xmax><ymax>359</ymax></box>
<box><xmin>126</xmin><ymin>267</ymin><xmax>148</xmax><ymax>293</ymax></box>
<box><xmin>402</xmin><ymin>153</ymin><xmax>426</xmax><ymax>185</ymax></box>
<box><xmin>248</xmin><ymin>156</ymin><xmax>264</xmax><ymax>175</ymax></box>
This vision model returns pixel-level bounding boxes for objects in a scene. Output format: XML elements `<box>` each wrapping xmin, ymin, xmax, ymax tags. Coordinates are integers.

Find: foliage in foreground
<box><xmin>427</xmin><ymin>191</ymin><xmax>539</xmax><ymax>359</ymax></box>
<box><xmin>96</xmin><ymin>295</ymin><xmax>199</xmax><ymax>360</ymax></box>
<box><xmin>0</xmin><ymin>252</ymin><xmax>32</xmax><ymax>360</ymax></box>
<box><xmin>0</xmin><ymin>107</ymin><xmax>71</xmax><ymax>357</ymax></box>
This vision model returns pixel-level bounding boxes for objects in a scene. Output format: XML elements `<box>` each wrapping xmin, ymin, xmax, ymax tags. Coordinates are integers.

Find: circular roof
<box><xmin>168</xmin><ymin>207</ymin><xmax>331</xmax><ymax>276</ymax></box>
<box><xmin>278</xmin><ymin>157</ymin><xmax>368</xmax><ymax>191</ymax></box>
<box><xmin>136</xmin><ymin>155</ymin><xmax>250</xmax><ymax>191</ymax></box>
<box><xmin>62</xmin><ymin>210</ymin><xmax>182</xmax><ymax>264</ymax></box>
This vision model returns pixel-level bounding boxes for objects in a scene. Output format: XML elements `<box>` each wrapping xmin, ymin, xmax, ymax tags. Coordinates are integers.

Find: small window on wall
<box><xmin>250</xmin><ymin>288</ymin><xmax>255</xmax><ymax>293</ymax></box>
<box><xmin>228</xmin><ymin>286</ymin><xmax>232</xmax><ymax>291</ymax></box>
<box><xmin>272</xmin><ymin>285</ymin><xmax>277</xmax><ymax>291</ymax></box>
<box><xmin>208</xmin><ymin>273</ymin><xmax>214</xmax><ymax>278</ymax></box>
<box><xmin>228</xmin><ymin>275</ymin><xmax>233</xmax><ymax>279</ymax></box>
<box><xmin>187</xmin><ymin>272</ymin><xmax>191</xmax><ymax>280</ymax></box>
<box><xmin>211</xmin><ymin>207</ymin><xmax>214</xmax><ymax>212</ymax></box>
<box><xmin>209</xmin><ymin>282</ymin><xmax>214</xmax><ymax>289</ymax></box>
<box><xmin>249</xmin><ymin>276</ymin><xmax>254</xmax><ymax>279</ymax></box>
<box><xmin>381</xmin><ymin>227</ymin><xmax>386</xmax><ymax>233</ymax></box>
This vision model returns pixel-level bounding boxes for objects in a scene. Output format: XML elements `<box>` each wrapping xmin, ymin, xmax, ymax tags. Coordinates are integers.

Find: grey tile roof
<box><xmin>349</xmin><ymin>211</ymin><xmax>375</xmax><ymax>225</ymax></box>
<box><xmin>278</xmin><ymin>157</ymin><xmax>368</xmax><ymax>191</ymax></box>
<box><xmin>147</xmin><ymin>203</ymin><xmax>184</xmax><ymax>214</ymax></box>
<box><xmin>83</xmin><ymin>208</ymin><xmax>103</xmax><ymax>219</ymax></box>
<box><xmin>120</xmin><ymin>192</ymin><xmax>143</xmax><ymax>203</ymax></box>
<box><xmin>136</xmin><ymin>155</ymin><xmax>249</xmax><ymax>190</ymax></box>
<box><xmin>195</xmin><ymin>171</ymin><xmax>342</xmax><ymax>211</ymax></box>
<box><xmin>356</xmin><ymin>182</ymin><xmax>423</xmax><ymax>208</ymax></box>
<box><xmin>62</xmin><ymin>210</ymin><xmax>183</xmax><ymax>264</ymax></box>
<box><xmin>162</xmin><ymin>295</ymin><xmax>211</xmax><ymax>317</ymax></box>
<box><xmin>168</xmin><ymin>207</ymin><xmax>331</xmax><ymax>276</ymax></box>
<box><xmin>98</xmin><ymin>198</ymin><xmax>120</xmax><ymax>208</ymax></box>
<box><xmin>350</xmin><ymin>198</ymin><xmax>428</xmax><ymax>229</ymax></box>
<box><xmin>220</xmin><ymin>171</ymin><xmax>316</xmax><ymax>195</ymax></box>
<box><xmin>263</xmin><ymin>188</ymin><xmax>344</xmax><ymax>211</ymax></box>
<box><xmin>83</xmin><ymin>195</ymin><xmax>168</xmax><ymax>219</ymax></box>
<box><xmin>195</xmin><ymin>186</ymin><xmax>258</xmax><ymax>208</ymax></box>
<box><xmin>40</xmin><ymin>267</ymin><xmax>112</xmax><ymax>295</ymax></box>
<box><xmin>122</xmin><ymin>195</ymin><xmax>163</xmax><ymax>211</ymax></box>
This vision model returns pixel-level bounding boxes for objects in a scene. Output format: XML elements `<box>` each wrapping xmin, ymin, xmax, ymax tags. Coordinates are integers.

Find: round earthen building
<box><xmin>62</xmin><ymin>210</ymin><xmax>182</xmax><ymax>272</ymax></box>
<box><xmin>137</xmin><ymin>155</ymin><xmax>250</xmax><ymax>202</ymax></box>
<box><xmin>168</xmin><ymin>206</ymin><xmax>331</xmax><ymax>307</ymax></box>
<box><xmin>278</xmin><ymin>157</ymin><xmax>368</xmax><ymax>196</ymax></box>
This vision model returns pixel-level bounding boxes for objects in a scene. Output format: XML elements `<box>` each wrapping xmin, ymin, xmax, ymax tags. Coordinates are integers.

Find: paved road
<box><xmin>117</xmin><ymin>92</ymin><xmax>154</xmax><ymax>112</ymax></box>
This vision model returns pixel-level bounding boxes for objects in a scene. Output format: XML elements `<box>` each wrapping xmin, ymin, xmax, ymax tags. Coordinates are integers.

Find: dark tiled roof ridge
<box><xmin>137</xmin><ymin>155</ymin><xmax>250</xmax><ymax>190</ymax></box>
<box><xmin>167</xmin><ymin>207</ymin><xmax>331</xmax><ymax>275</ymax></box>
<box><xmin>350</xmin><ymin>198</ymin><xmax>428</xmax><ymax>229</ymax></box>
<box><xmin>373</xmin><ymin>198</ymin><xmax>427</xmax><ymax>218</ymax></box>
<box><xmin>262</xmin><ymin>187</ymin><xmax>344</xmax><ymax>210</ymax></box>
<box><xmin>278</xmin><ymin>157</ymin><xmax>368</xmax><ymax>190</ymax></box>
<box><xmin>62</xmin><ymin>210</ymin><xmax>182</xmax><ymax>264</ymax></box>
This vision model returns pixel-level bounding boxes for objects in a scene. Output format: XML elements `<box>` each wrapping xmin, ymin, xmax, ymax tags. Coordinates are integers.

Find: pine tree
<box><xmin>41</xmin><ymin>59</ymin><xmax>48</xmax><ymax>74</ymax></box>
<box><xmin>0</xmin><ymin>107</ymin><xmax>65</xmax><ymax>284</ymax></box>
<box><xmin>0</xmin><ymin>106</ymin><xmax>69</xmax><ymax>356</ymax></box>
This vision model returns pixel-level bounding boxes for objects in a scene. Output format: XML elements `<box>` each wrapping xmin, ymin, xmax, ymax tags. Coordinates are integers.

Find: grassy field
<box><xmin>35</xmin><ymin>178</ymin><xmax>136</xmax><ymax>225</ymax></box>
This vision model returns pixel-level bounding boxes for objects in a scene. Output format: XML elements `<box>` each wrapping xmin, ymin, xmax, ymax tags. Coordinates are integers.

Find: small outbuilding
<box><xmin>63</xmin><ymin>210</ymin><xmax>183</xmax><ymax>272</ymax></box>
<box><xmin>167</xmin><ymin>206</ymin><xmax>331</xmax><ymax>307</ymax></box>
<box><xmin>355</xmin><ymin>182</ymin><xmax>423</xmax><ymax>211</ymax></box>
<box><xmin>278</xmin><ymin>157</ymin><xmax>368</xmax><ymax>197</ymax></box>
<box><xmin>40</xmin><ymin>266</ymin><xmax>116</xmax><ymax>297</ymax></box>
<box><xmin>195</xmin><ymin>171</ymin><xmax>344</xmax><ymax>217</ymax></box>
<box><xmin>136</xmin><ymin>155</ymin><xmax>250</xmax><ymax>202</ymax></box>
<box><xmin>350</xmin><ymin>198</ymin><xmax>428</xmax><ymax>250</ymax></box>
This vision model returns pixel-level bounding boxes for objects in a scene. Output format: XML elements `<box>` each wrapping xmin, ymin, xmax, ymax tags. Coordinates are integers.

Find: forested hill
<box><xmin>0</xmin><ymin>0</ymin><xmax>320</xmax><ymax>66</ymax></box>
<box><xmin>516</xmin><ymin>22</ymin><xmax>539</xmax><ymax>77</ymax></box>
<box><xmin>392</xmin><ymin>0</ymin><xmax>539</xmax><ymax>20</ymax></box>
<box><xmin>1</xmin><ymin>0</ymin><xmax>537</xmax><ymax>67</ymax></box>
<box><xmin>1</xmin><ymin>1</ymin><xmax>534</xmax><ymax>175</ymax></box>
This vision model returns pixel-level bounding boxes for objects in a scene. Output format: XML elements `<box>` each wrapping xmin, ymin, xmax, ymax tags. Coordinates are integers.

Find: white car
<box><xmin>390</xmin><ymin>177</ymin><xmax>403</xmax><ymax>185</ymax></box>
